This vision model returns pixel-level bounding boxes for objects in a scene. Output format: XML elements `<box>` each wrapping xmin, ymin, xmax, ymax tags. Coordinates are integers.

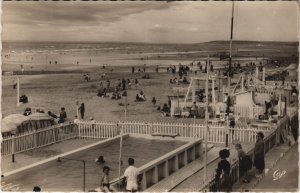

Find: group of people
<box><xmin>169</xmin><ymin>76</ymin><xmax>189</xmax><ymax>84</ymax></box>
<box><xmin>98</xmin><ymin>157</ymin><xmax>141</xmax><ymax>192</ymax></box>
<box><xmin>214</xmin><ymin>132</ymin><xmax>265</xmax><ymax>191</ymax></box>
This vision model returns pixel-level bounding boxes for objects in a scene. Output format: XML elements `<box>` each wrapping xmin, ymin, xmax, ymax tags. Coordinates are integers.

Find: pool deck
<box><xmin>1</xmin><ymin>138</ymin><xmax>101</xmax><ymax>173</ymax></box>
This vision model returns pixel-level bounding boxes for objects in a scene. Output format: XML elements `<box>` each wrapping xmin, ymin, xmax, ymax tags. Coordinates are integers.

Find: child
<box><xmin>101</xmin><ymin>166</ymin><xmax>111</xmax><ymax>192</ymax></box>
<box><xmin>215</xmin><ymin>149</ymin><xmax>231</xmax><ymax>192</ymax></box>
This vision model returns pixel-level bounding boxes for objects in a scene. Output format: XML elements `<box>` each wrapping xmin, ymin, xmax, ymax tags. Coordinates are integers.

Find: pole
<box><xmin>118</xmin><ymin>122</ymin><xmax>123</xmax><ymax>191</ymax></box>
<box><xmin>83</xmin><ymin>160</ymin><xmax>86</xmax><ymax>192</ymax></box>
<box><xmin>17</xmin><ymin>77</ymin><xmax>20</xmax><ymax>107</ymax></box>
<box><xmin>228</xmin><ymin>1</ymin><xmax>235</xmax><ymax>93</ymax></box>
<box><xmin>12</xmin><ymin>134</ymin><xmax>15</xmax><ymax>163</ymax></box>
<box><xmin>204</xmin><ymin>55</ymin><xmax>209</xmax><ymax>184</ymax></box>
<box><xmin>118</xmin><ymin>96</ymin><xmax>127</xmax><ymax>190</ymax></box>
<box><xmin>226</xmin><ymin>1</ymin><xmax>234</xmax><ymax>147</ymax></box>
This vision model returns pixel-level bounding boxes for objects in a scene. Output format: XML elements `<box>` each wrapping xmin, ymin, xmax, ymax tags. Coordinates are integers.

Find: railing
<box><xmin>1</xmin><ymin>123</ymin><xmax>77</xmax><ymax>156</ymax></box>
<box><xmin>195</xmin><ymin>114</ymin><xmax>295</xmax><ymax>192</ymax></box>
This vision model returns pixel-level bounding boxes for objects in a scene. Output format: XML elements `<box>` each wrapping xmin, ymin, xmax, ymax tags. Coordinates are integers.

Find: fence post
<box><xmin>34</xmin><ymin>129</ymin><xmax>38</xmax><ymax>148</ymax></box>
<box><xmin>12</xmin><ymin>134</ymin><xmax>16</xmax><ymax>162</ymax></box>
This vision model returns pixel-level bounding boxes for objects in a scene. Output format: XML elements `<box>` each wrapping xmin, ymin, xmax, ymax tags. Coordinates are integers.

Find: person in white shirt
<box><xmin>73</xmin><ymin>116</ymin><xmax>80</xmax><ymax>124</ymax></box>
<box><xmin>124</xmin><ymin>158</ymin><xmax>140</xmax><ymax>192</ymax></box>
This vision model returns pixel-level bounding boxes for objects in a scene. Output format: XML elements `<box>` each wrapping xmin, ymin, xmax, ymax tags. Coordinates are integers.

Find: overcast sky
<box><xmin>2</xmin><ymin>1</ymin><xmax>299</xmax><ymax>43</ymax></box>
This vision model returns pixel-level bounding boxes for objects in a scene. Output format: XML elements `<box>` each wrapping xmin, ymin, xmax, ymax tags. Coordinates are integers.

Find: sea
<box><xmin>1</xmin><ymin>41</ymin><xmax>278</xmax><ymax>72</ymax></box>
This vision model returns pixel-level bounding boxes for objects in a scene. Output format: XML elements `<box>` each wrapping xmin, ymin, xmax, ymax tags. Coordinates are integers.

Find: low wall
<box><xmin>110</xmin><ymin>138</ymin><xmax>203</xmax><ymax>191</ymax></box>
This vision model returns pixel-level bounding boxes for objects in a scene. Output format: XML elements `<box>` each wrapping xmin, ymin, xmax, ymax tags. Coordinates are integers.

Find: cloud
<box><xmin>2</xmin><ymin>1</ymin><xmax>177</xmax><ymax>27</ymax></box>
<box><xmin>2</xmin><ymin>1</ymin><xmax>298</xmax><ymax>43</ymax></box>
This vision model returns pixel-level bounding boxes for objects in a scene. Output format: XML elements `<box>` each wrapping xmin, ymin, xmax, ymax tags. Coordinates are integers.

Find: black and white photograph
<box><xmin>1</xmin><ymin>1</ymin><xmax>299</xmax><ymax>192</ymax></box>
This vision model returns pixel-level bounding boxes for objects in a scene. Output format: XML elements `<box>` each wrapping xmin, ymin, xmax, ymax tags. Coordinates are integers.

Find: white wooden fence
<box><xmin>77</xmin><ymin>121</ymin><xmax>119</xmax><ymax>138</ymax></box>
<box><xmin>1</xmin><ymin>123</ymin><xmax>77</xmax><ymax>156</ymax></box>
<box><xmin>77</xmin><ymin>120</ymin><xmax>271</xmax><ymax>144</ymax></box>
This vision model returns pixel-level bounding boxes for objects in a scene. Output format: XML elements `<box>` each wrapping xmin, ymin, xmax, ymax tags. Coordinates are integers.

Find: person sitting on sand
<box><xmin>24</xmin><ymin>107</ymin><xmax>32</xmax><ymax>116</ymax></box>
<box><xmin>182</xmin><ymin>77</ymin><xmax>189</xmax><ymax>84</ymax></box>
<box><xmin>122</xmin><ymin>91</ymin><xmax>127</xmax><ymax>97</ymax></box>
<box><xmin>98</xmin><ymin>88</ymin><xmax>107</xmax><ymax>97</ymax></box>
<box><xmin>137</xmin><ymin>91</ymin><xmax>146</xmax><ymax>101</ymax></box>
<box><xmin>161</xmin><ymin>104</ymin><xmax>170</xmax><ymax>117</ymax></box>
<box><xmin>95</xmin><ymin>155</ymin><xmax>105</xmax><ymax>163</ymax></box>
<box><xmin>170</xmin><ymin>79</ymin><xmax>173</xmax><ymax>84</ymax></box>
<box><xmin>112</xmin><ymin>90</ymin><xmax>121</xmax><ymax>100</ymax></box>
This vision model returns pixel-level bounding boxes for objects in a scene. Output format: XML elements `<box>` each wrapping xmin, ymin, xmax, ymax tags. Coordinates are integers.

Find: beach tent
<box><xmin>285</xmin><ymin>64</ymin><xmax>298</xmax><ymax>77</ymax></box>
<box><xmin>1</xmin><ymin>113</ymin><xmax>55</xmax><ymax>137</ymax></box>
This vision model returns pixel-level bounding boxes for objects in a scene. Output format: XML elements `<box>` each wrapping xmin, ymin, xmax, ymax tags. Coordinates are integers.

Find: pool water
<box><xmin>3</xmin><ymin>137</ymin><xmax>186</xmax><ymax>191</ymax></box>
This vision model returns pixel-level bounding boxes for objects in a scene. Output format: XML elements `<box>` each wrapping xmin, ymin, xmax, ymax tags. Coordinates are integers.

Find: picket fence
<box><xmin>77</xmin><ymin>120</ymin><xmax>271</xmax><ymax>144</ymax></box>
<box><xmin>1</xmin><ymin>123</ymin><xmax>77</xmax><ymax>156</ymax></box>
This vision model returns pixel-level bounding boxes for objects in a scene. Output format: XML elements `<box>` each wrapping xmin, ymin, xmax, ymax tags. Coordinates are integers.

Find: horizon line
<box><xmin>2</xmin><ymin>39</ymin><xmax>298</xmax><ymax>45</ymax></box>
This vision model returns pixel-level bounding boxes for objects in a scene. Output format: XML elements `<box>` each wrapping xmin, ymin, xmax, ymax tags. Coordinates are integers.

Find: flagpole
<box><xmin>226</xmin><ymin>1</ymin><xmax>235</xmax><ymax>147</ymax></box>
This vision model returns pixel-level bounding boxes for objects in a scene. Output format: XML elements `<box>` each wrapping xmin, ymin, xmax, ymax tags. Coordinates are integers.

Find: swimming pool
<box><xmin>2</xmin><ymin>135</ymin><xmax>186</xmax><ymax>191</ymax></box>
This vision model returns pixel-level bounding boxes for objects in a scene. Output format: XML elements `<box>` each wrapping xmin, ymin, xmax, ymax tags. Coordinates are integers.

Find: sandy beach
<box><xmin>1</xmin><ymin>41</ymin><xmax>298</xmax><ymax>123</ymax></box>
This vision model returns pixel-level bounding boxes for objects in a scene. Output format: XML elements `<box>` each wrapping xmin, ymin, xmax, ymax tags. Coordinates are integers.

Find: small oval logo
<box><xmin>273</xmin><ymin>169</ymin><xmax>286</xmax><ymax>181</ymax></box>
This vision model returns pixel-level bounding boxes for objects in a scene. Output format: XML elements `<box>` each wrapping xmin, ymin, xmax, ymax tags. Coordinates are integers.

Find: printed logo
<box><xmin>273</xmin><ymin>169</ymin><xmax>286</xmax><ymax>181</ymax></box>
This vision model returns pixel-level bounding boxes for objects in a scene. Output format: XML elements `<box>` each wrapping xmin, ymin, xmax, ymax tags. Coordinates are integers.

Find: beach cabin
<box><xmin>1</xmin><ymin>113</ymin><xmax>55</xmax><ymax>137</ymax></box>
<box><xmin>234</xmin><ymin>90</ymin><xmax>286</xmax><ymax>119</ymax></box>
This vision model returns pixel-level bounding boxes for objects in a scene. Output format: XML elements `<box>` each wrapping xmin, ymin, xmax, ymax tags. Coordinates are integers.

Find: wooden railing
<box><xmin>1</xmin><ymin>123</ymin><xmax>77</xmax><ymax>156</ymax></box>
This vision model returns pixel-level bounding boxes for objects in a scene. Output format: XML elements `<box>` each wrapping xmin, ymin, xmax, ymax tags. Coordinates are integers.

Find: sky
<box><xmin>2</xmin><ymin>1</ymin><xmax>299</xmax><ymax>43</ymax></box>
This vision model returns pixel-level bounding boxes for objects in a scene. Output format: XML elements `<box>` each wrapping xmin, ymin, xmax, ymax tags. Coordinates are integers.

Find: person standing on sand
<box><xmin>132</xmin><ymin>67</ymin><xmax>135</xmax><ymax>74</ymax></box>
<box><xmin>122</xmin><ymin>78</ymin><xmax>126</xmax><ymax>91</ymax></box>
<box><xmin>124</xmin><ymin>158</ymin><xmax>140</xmax><ymax>192</ymax></box>
<box><xmin>79</xmin><ymin>103</ymin><xmax>85</xmax><ymax>119</ymax></box>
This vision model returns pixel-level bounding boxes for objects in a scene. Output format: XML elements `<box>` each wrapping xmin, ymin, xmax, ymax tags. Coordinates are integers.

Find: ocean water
<box><xmin>2</xmin><ymin>41</ymin><xmax>208</xmax><ymax>71</ymax></box>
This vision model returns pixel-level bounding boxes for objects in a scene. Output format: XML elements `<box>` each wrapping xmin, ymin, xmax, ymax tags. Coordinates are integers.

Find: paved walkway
<box><xmin>232</xmin><ymin>143</ymin><xmax>293</xmax><ymax>192</ymax></box>
<box><xmin>251</xmin><ymin>143</ymin><xmax>298</xmax><ymax>192</ymax></box>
